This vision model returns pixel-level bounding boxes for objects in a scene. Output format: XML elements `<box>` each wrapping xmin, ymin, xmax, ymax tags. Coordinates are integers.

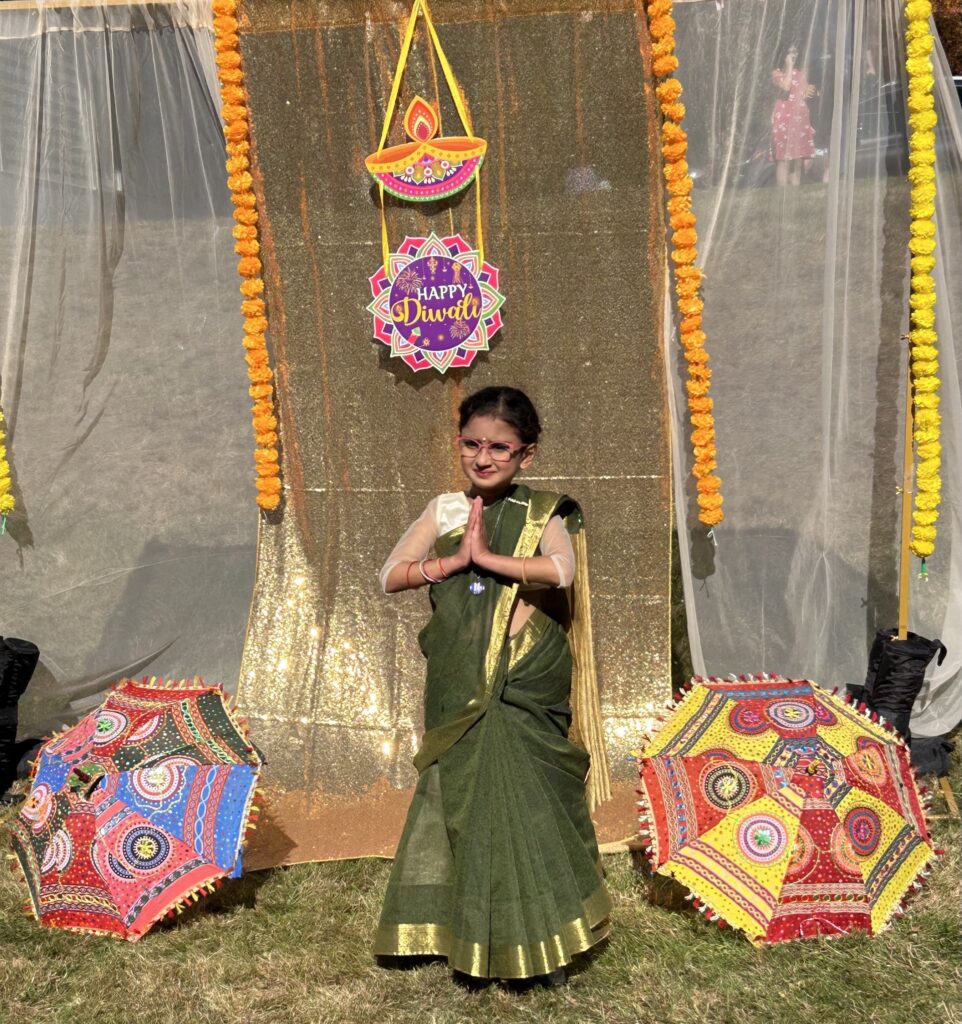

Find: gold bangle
<box><xmin>521</xmin><ymin>556</ymin><xmax>528</xmax><ymax>585</ymax></box>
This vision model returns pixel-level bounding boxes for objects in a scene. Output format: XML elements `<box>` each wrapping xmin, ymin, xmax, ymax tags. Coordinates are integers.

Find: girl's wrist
<box><xmin>472</xmin><ymin>549</ymin><xmax>494</xmax><ymax>572</ymax></box>
<box><xmin>447</xmin><ymin>553</ymin><xmax>469</xmax><ymax>574</ymax></box>
<box><xmin>471</xmin><ymin>548</ymin><xmax>495</xmax><ymax>573</ymax></box>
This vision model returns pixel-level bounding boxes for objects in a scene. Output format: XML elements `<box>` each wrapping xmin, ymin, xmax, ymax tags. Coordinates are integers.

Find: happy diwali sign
<box><xmin>368</xmin><ymin>233</ymin><xmax>504</xmax><ymax>373</ymax></box>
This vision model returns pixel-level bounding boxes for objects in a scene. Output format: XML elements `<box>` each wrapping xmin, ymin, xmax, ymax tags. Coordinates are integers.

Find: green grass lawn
<box><xmin>2</xmin><ymin>791</ymin><xmax>959</xmax><ymax>1024</ymax></box>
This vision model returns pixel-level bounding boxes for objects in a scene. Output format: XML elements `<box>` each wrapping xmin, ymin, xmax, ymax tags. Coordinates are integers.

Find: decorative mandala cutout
<box><xmin>728</xmin><ymin>703</ymin><xmax>770</xmax><ymax>735</ymax></box>
<box><xmin>368</xmin><ymin>233</ymin><xmax>504</xmax><ymax>373</ymax></box>
<box><xmin>120</xmin><ymin>825</ymin><xmax>172</xmax><ymax>873</ymax></box>
<box><xmin>765</xmin><ymin>699</ymin><xmax>817</xmax><ymax>731</ymax></box>
<box><xmin>93</xmin><ymin>710</ymin><xmax>129</xmax><ymax>745</ymax></box>
<box><xmin>700</xmin><ymin>762</ymin><xmax>755</xmax><ymax>810</ymax></box>
<box><xmin>845</xmin><ymin>807</ymin><xmax>882</xmax><ymax>856</ymax></box>
<box><xmin>737</xmin><ymin>814</ymin><xmax>789</xmax><ymax>864</ymax></box>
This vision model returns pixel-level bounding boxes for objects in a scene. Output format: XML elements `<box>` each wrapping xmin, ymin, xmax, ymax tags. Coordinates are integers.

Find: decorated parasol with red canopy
<box><xmin>9</xmin><ymin>677</ymin><xmax>263</xmax><ymax>940</ymax></box>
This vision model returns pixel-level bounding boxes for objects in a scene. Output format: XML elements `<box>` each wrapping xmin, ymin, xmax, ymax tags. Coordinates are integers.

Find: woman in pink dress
<box><xmin>771</xmin><ymin>42</ymin><xmax>817</xmax><ymax>186</ymax></box>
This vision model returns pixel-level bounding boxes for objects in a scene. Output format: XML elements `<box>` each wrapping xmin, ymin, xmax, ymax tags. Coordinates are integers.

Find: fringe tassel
<box><xmin>568</xmin><ymin>529</ymin><xmax>611</xmax><ymax>811</ymax></box>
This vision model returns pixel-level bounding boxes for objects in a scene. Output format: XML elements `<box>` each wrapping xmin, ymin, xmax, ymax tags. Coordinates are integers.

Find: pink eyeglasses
<box><xmin>456</xmin><ymin>436</ymin><xmax>529</xmax><ymax>463</ymax></box>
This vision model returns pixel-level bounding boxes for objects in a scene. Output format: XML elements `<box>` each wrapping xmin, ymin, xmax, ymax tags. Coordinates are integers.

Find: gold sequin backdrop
<box><xmin>236</xmin><ymin>0</ymin><xmax>669</xmax><ymax>867</ymax></box>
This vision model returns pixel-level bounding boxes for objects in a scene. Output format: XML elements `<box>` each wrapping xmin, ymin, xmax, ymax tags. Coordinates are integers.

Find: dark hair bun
<box><xmin>458</xmin><ymin>386</ymin><xmax>542</xmax><ymax>444</ymax></box>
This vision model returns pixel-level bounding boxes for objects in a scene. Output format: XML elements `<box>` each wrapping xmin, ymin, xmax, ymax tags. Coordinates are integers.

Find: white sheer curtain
<box><xmin>670</xmin><ymin>0</ymin><xmax>962</xmax><ymax>736</ymax></box>
<box><xmin>0</xmin><ymin>1</ymin><xmax>255</xmax><ymax>732</ymax></box>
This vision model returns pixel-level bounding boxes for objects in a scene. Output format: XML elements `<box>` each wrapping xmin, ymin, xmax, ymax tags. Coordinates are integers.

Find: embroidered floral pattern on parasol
<box><xmin>636</xmin><ymin>675</ymin><xmax>941</xmax><ymax>945</ymax></box>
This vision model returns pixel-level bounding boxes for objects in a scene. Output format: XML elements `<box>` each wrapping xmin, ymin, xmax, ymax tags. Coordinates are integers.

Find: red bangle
<box><xmin>405</xmin><ymin>561</ymin><xmax>417</xmax><ymax>589</ymax></box>
<box><xmin>437</xmin><ymin>557</ymin><xmax>449</xmax><ymax>580</ymax></box>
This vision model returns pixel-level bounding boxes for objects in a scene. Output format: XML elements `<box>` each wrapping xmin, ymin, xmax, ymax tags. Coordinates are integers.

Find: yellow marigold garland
<box><xmin>212</xmin><ymin>0</ymin><xmax>281</xmax><ymax>511</ymax></box>
<box><xmin>904</xmin><ymin>0</ymin><xmax>941</xmax><ymax>560</ymax></box>
<box><xmin>0</xmin><ymin>404</ymin><xmax>15</xmax><ymax>531</ymax></box>
<box><xmin>646</xmin><ymin>0</ymin><xmax>722</xmax><ymax>526</ymax></box>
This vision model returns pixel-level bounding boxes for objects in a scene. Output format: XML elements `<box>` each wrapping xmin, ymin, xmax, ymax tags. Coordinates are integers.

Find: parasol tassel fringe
<box><xmin>669</xmin><ymin>881</ymin><xmax>743</xmax><ymax>939</ymax></box>
<box><xmin>875</xmin><ymin>844</ymin><xmax>942</xmax><ymax>934</ymax></box>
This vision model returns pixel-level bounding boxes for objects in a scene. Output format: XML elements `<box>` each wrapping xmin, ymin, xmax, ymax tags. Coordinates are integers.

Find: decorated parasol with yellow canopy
<box><xmin>636</xmin><ymin>674</ymin><xmax>941</xmax><ymax>945</ymax></box>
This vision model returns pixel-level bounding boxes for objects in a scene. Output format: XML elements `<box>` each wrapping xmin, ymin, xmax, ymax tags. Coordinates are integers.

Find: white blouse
<box><xmin>379</xmin><ymin>492</ymin><xmax>576</xmax><ymax>593</ymax></box>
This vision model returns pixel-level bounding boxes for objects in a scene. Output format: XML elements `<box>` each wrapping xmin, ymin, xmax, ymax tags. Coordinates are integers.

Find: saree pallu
<box><xmin>374</xmin><ymin>486</ymin><xmax>611</xmax><ymax>979</ymax></box>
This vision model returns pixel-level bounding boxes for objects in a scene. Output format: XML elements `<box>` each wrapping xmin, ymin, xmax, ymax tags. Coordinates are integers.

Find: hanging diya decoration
<box><xmin>366</xmin><ymin>0</ymin><xmax>502</xmax><ymax>373</ymax></box>
<box><xmin>365</xmin><ymin>95</ymin><xmax>486</xmax><ymax>203</ymax></box>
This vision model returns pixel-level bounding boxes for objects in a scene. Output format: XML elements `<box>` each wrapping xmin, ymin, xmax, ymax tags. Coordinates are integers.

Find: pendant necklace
<box><xmin>469</xmin><ymin>496</ymin><xmax>507</xmax><ymax>596</ymax></box>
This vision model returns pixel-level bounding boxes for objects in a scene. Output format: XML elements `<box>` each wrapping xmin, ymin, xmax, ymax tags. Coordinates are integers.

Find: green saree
<box><xmin>374</xmin><ymin>484</ymin><xmax>611</xmax><ymax>979</ymax></box>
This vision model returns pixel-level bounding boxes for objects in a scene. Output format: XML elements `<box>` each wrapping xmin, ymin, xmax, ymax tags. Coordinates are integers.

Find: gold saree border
<box><xmin>569</xmin><ymin>528</ymin><xmax>612</xmax><ymax>808</ymax></box>
<box><xmin>483</xmin><ymin>490</ymin><xmax>561</xmax><ymax>691</ymax></box>
<box><xmin>373</xmin><ymin>881</ymin><xmax>612</xmax><ymax>979</ymax></box>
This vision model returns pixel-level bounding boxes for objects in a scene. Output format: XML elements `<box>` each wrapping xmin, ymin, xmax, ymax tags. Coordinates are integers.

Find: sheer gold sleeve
<box><xmin>378</xmin><ymin>498</ymin><xmax>440</xmax><ymax>593</ymax></box>
<box><xmin>538</xmin><ymin>514</ymin><xmax>576</xmax><ymax>588</ymax></box>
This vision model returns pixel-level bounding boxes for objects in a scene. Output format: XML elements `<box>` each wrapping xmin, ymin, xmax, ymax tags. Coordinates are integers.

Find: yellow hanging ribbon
<box><xmin>375</xmin><ymin>0</ymin><xmax>484</xmax><ymax>271</ymax></box>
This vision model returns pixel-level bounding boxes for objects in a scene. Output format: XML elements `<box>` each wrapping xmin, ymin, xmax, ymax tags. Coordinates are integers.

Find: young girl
<box><xmin>373</xmin><ymin>386</ymin><xmax>611</xmax><ymax>984</ymax></box>
<box><xmin>771</xmin><ymin>41</ymin><xmax>817</xmax><ymax>186</ymax></box>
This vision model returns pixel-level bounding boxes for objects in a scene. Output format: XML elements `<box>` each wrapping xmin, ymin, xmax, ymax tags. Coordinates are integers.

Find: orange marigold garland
<box><xmin>646</xmin><ymin>0</ymin><xmax>722</xmax><ymax>526</ymax></box>
<box><xmin>212</xmin><ymin>0</ymin><xmax>281</xmax><ymax>511</ymax></box>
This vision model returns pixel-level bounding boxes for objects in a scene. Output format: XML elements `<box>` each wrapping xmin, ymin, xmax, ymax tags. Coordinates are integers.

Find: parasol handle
<box><xmin>938</xmin><ymin>777</ymin><xmax>960</xmax><ymax>818</ymax></box>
